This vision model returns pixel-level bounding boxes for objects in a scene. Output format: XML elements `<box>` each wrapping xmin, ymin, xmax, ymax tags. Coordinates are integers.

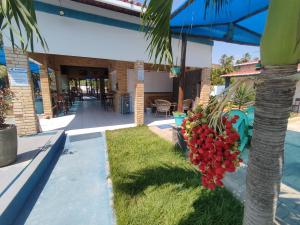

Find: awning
<box><xmin>170</xmin><ymin>0</ymin><xmax>269</xmax><ymax>46</ymax></box>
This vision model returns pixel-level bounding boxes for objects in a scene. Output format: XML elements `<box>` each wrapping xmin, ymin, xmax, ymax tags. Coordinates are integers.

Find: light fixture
<box><xmin>59</xmin><ymin>0</ymin><xmax>64</xmax><ymax>16</ymax></box>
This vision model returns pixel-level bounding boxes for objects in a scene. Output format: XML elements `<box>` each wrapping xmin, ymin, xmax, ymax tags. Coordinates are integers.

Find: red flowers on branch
<box><xmin>181</xmin><ymin>106</ymin><xmax>242</xmax><ymax>190</ymax></box>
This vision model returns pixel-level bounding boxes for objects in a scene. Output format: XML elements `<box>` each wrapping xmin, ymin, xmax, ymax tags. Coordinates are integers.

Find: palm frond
<box><xmin>0</xmin><ymin>0</ymin><xmax>47</xmax><ymax>51</ymax></box>
<box><xmin>207</xmin><ymin>78</ymin><xmax>255</xmax><ymax>130</ymax></box>
<box><xmin>142</xmin><ymin>0</ymin><xmax>174</xmax><ymax>66</ymax></box>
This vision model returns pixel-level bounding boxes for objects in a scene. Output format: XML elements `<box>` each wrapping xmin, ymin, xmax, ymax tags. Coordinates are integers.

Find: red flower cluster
<box><xmin>181</xmin><ymin>111</ymin><xmax>242</xmax><ymax>190</ymax></box>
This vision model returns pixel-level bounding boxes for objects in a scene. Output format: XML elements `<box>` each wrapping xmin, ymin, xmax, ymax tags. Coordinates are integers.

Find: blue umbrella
<box><xmin>170</xmin><ymin>0</ymin><xmax>269</xmax><ymax>46</ymax></box>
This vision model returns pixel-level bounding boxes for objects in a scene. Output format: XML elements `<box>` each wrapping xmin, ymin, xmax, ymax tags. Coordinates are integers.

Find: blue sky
<box><xmin>137</xmin><ymin>0</ymin><xmax>260</xmax><ymax>64</ymax></box>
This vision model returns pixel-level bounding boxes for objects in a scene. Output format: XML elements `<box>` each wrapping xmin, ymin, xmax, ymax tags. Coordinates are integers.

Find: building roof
<box><xmin>221</xmin><ymin>70</ymin><xmax>261</xmax><ymax>78</ymax></box>
<box><xmin>72</xmin><ymin>0</ymin><xmax>143</xmax><ymax>17</ymax></box>
<box><xmin>235</xmin><ymin>60</ymin><xmax>259</xmax><ymax>67</ymax></box>
<box><xmin>221</xmin><ymin>64</ymin><xmax>300</xmax><ymax>78</ymax></box>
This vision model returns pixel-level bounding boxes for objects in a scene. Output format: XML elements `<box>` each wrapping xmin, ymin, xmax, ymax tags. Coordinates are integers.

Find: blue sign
<box><xmin>8</xmin><ymin>67</ymin><xmax>29</xmax><ymax>86</ymax></box>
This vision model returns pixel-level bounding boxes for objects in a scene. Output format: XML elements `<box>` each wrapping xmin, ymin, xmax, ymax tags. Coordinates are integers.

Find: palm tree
<box><xmin>236</xmin><ymin>52</ymin><xmax>252</xmax><ymax>64</ymax></box>
<box><xmin>142</xmin><ymin>0</ymin><xmax>300</xmax><ymax>225</ymax></box>
<box><xmin>0</xmin><ymin>0</ymin><xmax>47</xmax><ymax>50</ymax></box>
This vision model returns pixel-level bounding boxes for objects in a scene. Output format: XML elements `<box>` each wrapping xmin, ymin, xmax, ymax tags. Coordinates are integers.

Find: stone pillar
<box><xmin>5</xmin><ymin>48</ymin><xmax>39</xmax><ymax>136</ymax></box>
<box><xmin>40</xmin><ymin>59</ymin><xmax>53</xmax><ymax>118</ymax></box>
<box><xmin>199</xmin><ymin>68</ymin><xmax>212</xmax><ymax>106</ymax></box>
<box><xmin>134</xmin><ymin>61</ymin><xmax>144</xmax><ymax>126</ymax></box>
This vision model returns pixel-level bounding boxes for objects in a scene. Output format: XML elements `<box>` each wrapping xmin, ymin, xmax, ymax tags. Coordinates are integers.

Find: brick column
<box><xmin>40</xmin><ymin>60</ymin><xmax>53</xmax><ymax>118</ymax></box>
<box><xmin>199</xmin><ymin>68</ymin><xmax>212</xmax><ymax>106</ymax></box>
<box><xmin>5</xmin><ymin>48</ymin><xmax>39</xmax><ymax>136</ymax></box>
<box><xmin>134</xmin><ymin>61</ymin><xmax>144</xmax><ymax>125</ymax></box>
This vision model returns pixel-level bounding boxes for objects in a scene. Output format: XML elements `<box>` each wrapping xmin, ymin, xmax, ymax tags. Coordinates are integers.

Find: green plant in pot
<box><xmin>0</xmin><ymin>87</ymin><xmax>17</xmax><ymax>167</ymax></box>
<box><xmin>173</xmin><ymin>111</ymin><xmax>186</xmax><ymax>127</ymax></box>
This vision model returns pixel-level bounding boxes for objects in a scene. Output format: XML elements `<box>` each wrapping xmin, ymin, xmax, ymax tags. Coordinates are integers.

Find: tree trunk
<box><xmin>177</xmin><ymin>35</ymin><xmax>187</xmax><ymax>112</ymax></box>
<box><xmin>243</xmin><ymin>64</ymin><xmax>297</xmax><ymax>225</ymax></box>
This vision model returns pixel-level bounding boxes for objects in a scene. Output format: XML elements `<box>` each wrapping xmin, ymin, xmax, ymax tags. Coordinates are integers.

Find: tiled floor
<box><xmin>40</xmin><ymin>100</ymin><xmax>175</xmax><ymax>134</ymax></box>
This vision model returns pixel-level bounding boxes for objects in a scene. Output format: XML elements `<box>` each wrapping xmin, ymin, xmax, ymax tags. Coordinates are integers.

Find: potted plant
<box><xmin>0</xmin><ymin>87</ymin><xmax>17</xmax><ymax>167</ymax></box>
<box><xmin>169</xmin><ymin>66</ymin><xmax>181</xmax><ymax>78</ymax></box>
<box><xmin>173</xmin><ymin>111</ymin><xmax>186</xmax><ymax>127</ymax></box>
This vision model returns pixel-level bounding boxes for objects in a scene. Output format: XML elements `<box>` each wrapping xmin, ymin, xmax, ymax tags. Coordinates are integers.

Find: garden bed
<box><xmin>106</xmin><ymin>126</ymin><xmax>243</xmax><ymax>225</ymax></box>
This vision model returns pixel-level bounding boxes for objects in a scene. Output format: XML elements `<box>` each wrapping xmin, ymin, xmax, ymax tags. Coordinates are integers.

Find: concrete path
<box><xmin>14</xmin><ymin>101</ymin><xmax>116</xmax><ymax>225</ymax></box>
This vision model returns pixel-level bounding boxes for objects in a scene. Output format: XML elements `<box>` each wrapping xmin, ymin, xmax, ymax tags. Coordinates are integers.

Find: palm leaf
<box><xmin>0</xmin><ymin>0</ymin><xmax>47</xmax><ymax>51</ymax></box>
<box><xmin>207</xmin><ymin>78</ymin><xmax>255</xmax><ymax>130</ymax></box>
<box><xmin>142</xmin><ymin>0</ymin><xmax>174</xmax><ymax>66</ymax></box>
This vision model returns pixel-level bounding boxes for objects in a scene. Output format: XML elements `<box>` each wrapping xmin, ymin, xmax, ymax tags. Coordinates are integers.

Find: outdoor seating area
<box><xmin>151</xmin><ymin>98</ymin><xmax>193</xmax><ymax>118</ymax></box>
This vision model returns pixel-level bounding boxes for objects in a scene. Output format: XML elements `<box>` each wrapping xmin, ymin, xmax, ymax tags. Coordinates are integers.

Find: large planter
<box><xmin>0</xmin><ymin>125</ymin><xmax>17</xmax><ymax>167</ymax></box>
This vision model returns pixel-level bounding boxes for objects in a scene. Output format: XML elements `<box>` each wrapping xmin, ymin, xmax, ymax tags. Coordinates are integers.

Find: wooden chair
<box><xmin>104</xmin><ymin>93</ymin><xmax>114</xmax><ymax>111</ymax></box>
<box><xmin>154</xmin><ymin>99</ymin><xmax>172</xmax><ymax>118</ymax></box>
<box><xmin>183</xmin><ymin>99</ymin><xmax>193</xmax><ymax>111</ymax></box>
<box><xmin>292</xmin><ymin>98</ymin><xmax>300</xmax><ymax>113</ymax></box>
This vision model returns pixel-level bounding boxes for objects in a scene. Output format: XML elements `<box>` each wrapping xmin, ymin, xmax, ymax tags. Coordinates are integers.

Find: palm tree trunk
<box><xmin>243</xmin><ymin>64</ymin><xmax>298</xmax><ymax>225</ymax></box>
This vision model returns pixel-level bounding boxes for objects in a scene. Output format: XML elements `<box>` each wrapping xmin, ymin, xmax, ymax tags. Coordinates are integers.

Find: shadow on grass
<box><xmin>115</xmin><ymin>164</ymin><xmax>243</xmax><ymax>225</ymax></box>
<box><xmin>178</xmin><ymin>188</ymin><xmax>243</xmax><ymax>225</ymax></box>
<box><xmin>115</xmin><ymin>164</ymin><xmax>200</xmax><ymax>196</ymax></box>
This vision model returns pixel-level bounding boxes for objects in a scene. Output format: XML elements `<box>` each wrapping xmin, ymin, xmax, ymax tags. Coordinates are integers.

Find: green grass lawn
<box><xmin>106</xmin><ymin>126</ymin><xmax>243</xmax><ymax>225</ymax></box>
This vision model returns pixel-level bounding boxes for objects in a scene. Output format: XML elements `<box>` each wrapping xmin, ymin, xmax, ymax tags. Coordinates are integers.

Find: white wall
<box><xmin>3</xmin><ymin>0</ymin><xmax>212</xmax><ymax>68</ymax></box>
<box><xmin>127</xmin><ymin>69</ymin><xmax>173</xmax><ymax>112</ymax></box>
<box><xmin>127</xmin><ymin>69</ymin><xmax>172</xmax><ymax>93</ymax></box>
<box><xmin>211</xmin><ymin>85</ymin><xmax>225</xmax><ymax>96</ymax></box>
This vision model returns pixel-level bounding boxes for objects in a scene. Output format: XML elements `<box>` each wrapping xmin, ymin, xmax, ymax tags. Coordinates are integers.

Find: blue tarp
<box><xmin>171</xmin><ymin>0</ymin><xmax>269</xmax><ymax>46</ymax></box>
<box><xmin>29</xmin><ymin>61</ymin><xmax>40</xmax><ymax>73</ymax></box>
<box><xmin>0</xmin><ymin>48</ymin><xmax>5</xmax><ymax>65</ymax></box>
<box><xmin>0</xmin><ymin>48</ymin><xmax>40</xmax><ymax>73</ymax></box>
